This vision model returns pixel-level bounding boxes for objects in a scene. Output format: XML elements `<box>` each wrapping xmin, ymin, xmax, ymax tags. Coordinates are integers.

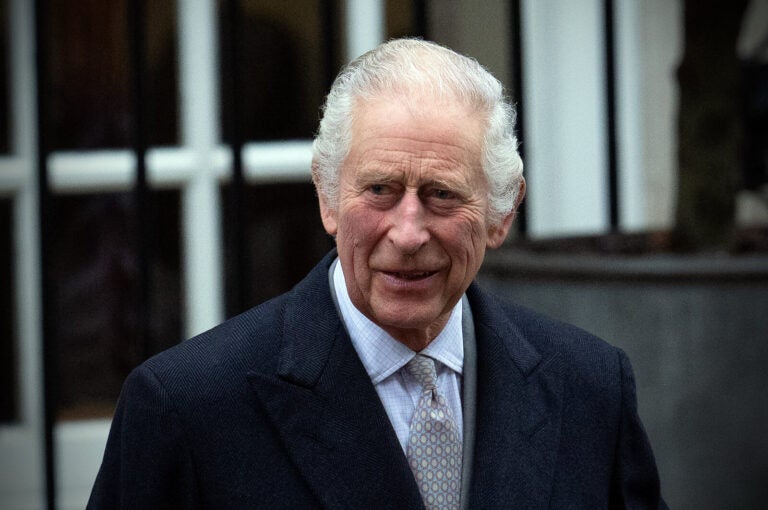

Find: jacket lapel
<box><xmin>466</xmin><ymin>285</ymin><xmax>565</xmax><ymax>509</ymax></box>
<box><xmin>247</xmin><ymin>256</ymin><xmax>424</xmax><ymax>510</ymax></box>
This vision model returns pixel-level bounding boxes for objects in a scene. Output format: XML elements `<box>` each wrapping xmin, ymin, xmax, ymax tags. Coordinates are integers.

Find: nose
<box><xmin>387</xmin><ymin>191</ymin><xmax>430</xmax><ymax>254</ymax></box>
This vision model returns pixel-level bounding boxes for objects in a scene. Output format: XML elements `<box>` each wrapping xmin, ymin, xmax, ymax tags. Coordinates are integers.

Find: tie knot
<box><xmin>405</xmin><ymin>354</ymin><xmax>438</xmax><ymax>392</ymax></box>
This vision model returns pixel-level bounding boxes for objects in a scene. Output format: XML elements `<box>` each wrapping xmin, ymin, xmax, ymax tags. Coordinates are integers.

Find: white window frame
<box><xmin>0</xmin><ymin>1</ymin><xmax>384</xmax><ymax>508</ymax></box>
<box><xmin>0</xmin><ymin>0</ymin><xmax>45</xmax><ymax>508</ymax></box>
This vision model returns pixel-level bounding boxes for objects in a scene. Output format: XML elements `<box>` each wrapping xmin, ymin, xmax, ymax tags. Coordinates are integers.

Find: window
<box><xmin>46</xmin><ymin>0</ymin><xmax>178</xmax><ymax>150</ymax></box>
<box><xmin>386</xmin><ymin>0</ymin><xmax>425</xmax><ymax>39</ymax></box>
<box><xmin>218</xmin><ymin>0</ymin><xmax>337</xmax><ymax>142</ymax></box>
<box><xmin>222</xmin><ymin>182</ymin><xmax>334</xmax><ymax>316</ymax></box>
<box><xmin>51</xmin><ymin>191</ymin><xmax>182</xmax><ymax>420</ymax></box>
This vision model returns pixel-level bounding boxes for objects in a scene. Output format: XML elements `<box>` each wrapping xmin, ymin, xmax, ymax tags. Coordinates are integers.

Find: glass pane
<box><xmin>219</xmin><ymin>0</ymin><xmax>336</xmax><ymax>141</ymax></box>
<box><xmin>0</xmin><ymin>198</ymin><xmax>17</xmax><ymax>423</ymax></box>
<box><xmin>0</xmin><ymin>0</ymin><xmax>9</xmax><ymax>154</ymax></box>
<box><xmin>145</xmin><ymin>0</ymin><xmax>180</xmax><ymax>147</ymax></box>
<box><xmin>386</xmin><ymin>0</ymin><xmax>424</xmax><ymax>39</ymax></box>
<box><xmin>222</xmin><ymin>181</ymin><xmax>335</xmax><ymax>317</ymax></box>
<box><xmin>47</xmin><ymin>0</ymin><xmax>178</xmax><ymax>150</ymax></box>
<box><xmin>52</xmin><ymin>190</ymin><xmax>181</xmax><ymax>420</ymax></box>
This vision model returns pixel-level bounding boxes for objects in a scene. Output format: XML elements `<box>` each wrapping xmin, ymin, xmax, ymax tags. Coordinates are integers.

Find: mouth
<box><xmin>382</xmin><ymin>270</ymin><xmax>437</xmax><ymax>281</ymax></box>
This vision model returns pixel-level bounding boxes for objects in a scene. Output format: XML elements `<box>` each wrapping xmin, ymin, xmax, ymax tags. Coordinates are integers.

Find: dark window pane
<box><xmin>222</xmin><ymin>182</ymin><xmax>334</xmax><ymax>316</ymax></box>
<box><xmin>219</xmin><ymin>0</ymin><xmax>336</xmax><ymax>141</ymax></box>
<box><xmin>47</xmin><ymin>0</ymin><xmax>178</xmax><ymax>150</ymax></box>
<box><xmin>1</xmin><ymin>0</ymin><xmax>9</xmax><ymax>153</ymax></box>
<box><xmin>0</xmin><ymin>198</ymin><xmax>17</xmax><ymax>423</ymax></box>
<box><xmin>144</xmin><ymin>1</ymin><xmax>180</xmax><ymax>147</ymax></box>
<box><xmin>386</xmin><ymin>0</ymin><xmax>424</xmax><ymax>39</ymax></box>
<box><xmin>51</xmin><ymin>190</ymin><xmax>181</xmax><ymax>420</ymax></box>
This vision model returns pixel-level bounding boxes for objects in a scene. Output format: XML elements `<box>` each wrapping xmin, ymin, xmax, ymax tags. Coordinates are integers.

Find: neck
<box><xmin>382</xmin><ymin>321</ymin><xmax>447</xmax><ymax>352</ymax></box>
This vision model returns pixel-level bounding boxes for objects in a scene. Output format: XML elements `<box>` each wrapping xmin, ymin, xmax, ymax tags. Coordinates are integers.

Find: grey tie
<box><xmin>405</xmin><ymin>355</ymin><xmax>462</xmax><ymax>510</ymax></box>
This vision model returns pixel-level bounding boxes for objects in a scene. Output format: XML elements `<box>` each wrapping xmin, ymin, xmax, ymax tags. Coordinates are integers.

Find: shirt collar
<box><xmin>332</xmin><ymin>258</ymin><xmax>464</xmax><ymax>385</ymax></box>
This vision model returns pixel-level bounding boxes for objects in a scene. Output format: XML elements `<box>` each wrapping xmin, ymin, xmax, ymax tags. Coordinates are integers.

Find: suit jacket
<box><xmin>88</xmin><ymin>251</ymin><xmax>666</xmax><ymax>509</ymax></box>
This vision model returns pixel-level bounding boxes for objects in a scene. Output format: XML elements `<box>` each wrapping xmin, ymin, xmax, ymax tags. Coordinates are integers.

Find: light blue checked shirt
<box><xmin>332</xmin><ymin>259</ymin><xmax>464</xmax><ymax>453</ymax></box>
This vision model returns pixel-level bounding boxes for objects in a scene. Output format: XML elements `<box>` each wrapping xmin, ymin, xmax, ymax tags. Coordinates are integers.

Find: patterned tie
<box><xmin>405</xmin><ymin>355</ymin><xmax>462</xmax><ymax>510</ymax></box>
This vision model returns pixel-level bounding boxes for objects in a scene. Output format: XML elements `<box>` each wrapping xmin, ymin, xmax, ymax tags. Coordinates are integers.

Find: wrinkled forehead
<box><xmin>343</xmin><ymin>94</ymin><xmax>488</xmax><ymax>188</ymax></box>
<box><xmin>350</xmin><ymin>89</ymin><xmax>489</xmax><ymax>137</ymax></box>
<box><xmin>346</xmin><ymin>95</ymin><xmax>489</xmax><ymax>182</ymax></box>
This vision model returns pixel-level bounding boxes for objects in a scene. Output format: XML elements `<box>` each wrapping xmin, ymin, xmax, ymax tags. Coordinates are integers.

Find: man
<box><xmin>89</xmin><ymin>39</ymin><xmax>665</xmax><ymax>509</ymax></box>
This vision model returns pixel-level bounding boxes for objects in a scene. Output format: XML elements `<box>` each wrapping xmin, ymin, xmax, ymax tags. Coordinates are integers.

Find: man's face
<box><xmin>319</xmin><ymin>95</ymin><xmax>513</xmax><ymax>349</ymax></box>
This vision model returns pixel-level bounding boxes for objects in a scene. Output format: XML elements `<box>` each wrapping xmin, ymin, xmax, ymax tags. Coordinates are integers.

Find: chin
<box><xmin>373</xmin><ymin>306</ymin><xmax>442</xmax><ymax>332</ymax></box>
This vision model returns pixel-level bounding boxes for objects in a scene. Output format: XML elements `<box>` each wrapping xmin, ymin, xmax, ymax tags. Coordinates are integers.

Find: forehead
<box><xmin>346</xmin><ymin>95</ymin><xmax>486</xmax><ymax>179</ymax></box>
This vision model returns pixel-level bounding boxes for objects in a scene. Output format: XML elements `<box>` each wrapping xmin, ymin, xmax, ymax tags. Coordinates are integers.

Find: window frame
<box><xmin>0</xmin><ymin>0</ymin><xmax>387</xmax><ymax>507</ymax></box>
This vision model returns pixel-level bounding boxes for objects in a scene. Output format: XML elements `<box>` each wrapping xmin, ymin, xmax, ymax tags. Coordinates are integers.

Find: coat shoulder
<box><xmin>134</xmin><ymin>293</ymin><xmax>286</xmax><ymax>406</ymax></box>
<box><xmin>139</xmin><ymin>252</ymin><xmax>339</xmax><ymax>393</ymax></box>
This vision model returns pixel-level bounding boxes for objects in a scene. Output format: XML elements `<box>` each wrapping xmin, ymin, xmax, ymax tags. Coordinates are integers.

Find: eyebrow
<box><xmin>353</xmin><ymin>168</ymin><xmax>400</xmax><ymax>185</ymax></box>
<box><xmin>353</xmin><ymin>165</ymin><xmax>477</xmax><ymax>193</ymax></box>
<box><xmin>426</xmin><ymin>175</ymin><xmax>476</xmax><ymax>196</ymax></box>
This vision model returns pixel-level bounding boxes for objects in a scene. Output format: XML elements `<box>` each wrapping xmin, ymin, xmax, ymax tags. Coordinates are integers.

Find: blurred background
<box><xmin>0</xmin><ymin>0</ymin><xmax>766</xmax><ymax>508</ymax></box>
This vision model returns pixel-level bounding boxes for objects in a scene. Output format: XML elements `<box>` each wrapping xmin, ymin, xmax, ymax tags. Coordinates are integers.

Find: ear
<box><xmin>319</xmin><ymin>193</ymin><xmax>338</xmax><ymax>236</ymax></box>
<box><xmin>313</xmin><ymin>161</ymin><xmax>338</xmax><ymax>236</ymax></box>
<box><xmin>486</xmin><ymin>178</ymin><xmax>526</xmax><ymax>249</ymax></box>
<box><xmin>486</xmin><ymin>213</ymin><xmax>514</xmax><ymax>249</ymax></box>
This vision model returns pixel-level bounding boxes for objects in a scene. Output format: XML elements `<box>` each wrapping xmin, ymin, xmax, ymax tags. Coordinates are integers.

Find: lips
<box><xmin>385</xmin><ymin>270</ymin><xmax>436</xmax><ymax>280</ymax></box>
<box><xmin>378</xmin><ymin>269</ymin><xmax>441</xmax><ymax>291</ymax></box>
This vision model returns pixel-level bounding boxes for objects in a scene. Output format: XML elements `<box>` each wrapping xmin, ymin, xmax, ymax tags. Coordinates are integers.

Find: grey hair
<box><xmin>312</xmin><ymin>38</ymin><xmax>524</xmax><ymax>225</ymax></box>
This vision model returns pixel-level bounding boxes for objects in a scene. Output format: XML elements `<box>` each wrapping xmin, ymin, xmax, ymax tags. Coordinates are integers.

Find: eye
<box><xmin>424</xmin><ymin>187</ymin><xmax>459</xmax><ymax>201</ymax></box>
<box><xmin>432</xmin><ymin>188</ymin><xmax>456</xmax><ymax>200</ymax></box>
<box><xmin>369</xmin><ymin>184</ymin><xmax>388</xmax><ymax>195</ymax></box>
<box><xmin>421</xmin><ymin>186</ymin><xmax>465</xmax><ymax>212</ymax></box>
<box><xmin>364</xmin><ymin>183</ymin><xmax>400</xmax><ymax>207</ymax></box>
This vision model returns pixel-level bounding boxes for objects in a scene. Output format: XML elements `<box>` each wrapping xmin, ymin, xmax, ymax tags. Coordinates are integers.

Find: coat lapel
<box><xmin>247</xmin><ymin>256</ymin><xmax>424</xmax><ymax>510</ymax></box>
<box><xmin>466</xmin><ymin>285</ymin><xmax>565</xmax><ymax>509</ymax></box>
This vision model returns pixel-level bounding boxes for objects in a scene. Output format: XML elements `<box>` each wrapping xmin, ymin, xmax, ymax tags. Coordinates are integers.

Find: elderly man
<box><xmin>89</xmin><ymin>39</ymin><xmax>665</xmax><ymax>509</ymax></box>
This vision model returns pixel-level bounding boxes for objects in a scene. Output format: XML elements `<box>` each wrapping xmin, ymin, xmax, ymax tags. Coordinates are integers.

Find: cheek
<box><xmin>442</xmin><ymin>213</ymin><xmax>488</xmax><ymax>251</ymax></box>
<box><xmin>440</xmin><ymin>217</ymin><xmax>490</xmax><ymax>280</ymax></box>
<box><xmin>338</xmin><ymin>207</ymin><xmax>385</xmax><ymax>251</ymax></box>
